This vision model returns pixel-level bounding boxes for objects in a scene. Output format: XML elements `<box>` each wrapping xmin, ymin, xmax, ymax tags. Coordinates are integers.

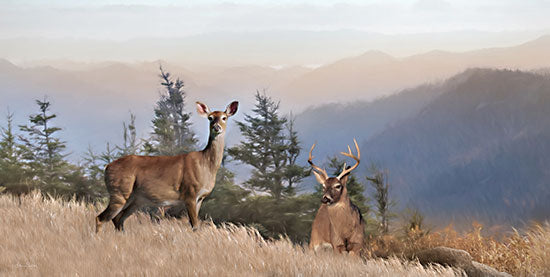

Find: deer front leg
<box><xmin>334</xmin><ymin>243</ymin><xmax>347</xmax><ymax>254</ymax></box>
<box><xmin>347</xmin><ymin>242</ymin><xmax>363</xmax><ymax>256</ymax></box>
<box><xmin>330</xmin><ymin>233</ymin><xmax>346</xmax><ymax>254</ymax></box>
<box><xmin>196</xmin><ymin>197</ymin><xmax>204</xmax><ymax>215</ymax></box>
<box><xmin>184</xmin><ymin>197</ymin><xmax>199</xmax><ymax>230</ymax></box>
<box><xmin>194</xmin><ymin>188</ymin><xmax>210</xmax><ymax>224</ymax></box>
<box><xmin>347</xmin><ymin>230</ymin><xmax>365</xmax><ymax>256</ymax></box>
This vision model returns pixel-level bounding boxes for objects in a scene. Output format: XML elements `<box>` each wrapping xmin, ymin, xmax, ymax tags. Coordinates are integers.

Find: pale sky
<box><xmin>1</xmin><ymin>0</ymin><xmax>550</xmax><ymax>39</ymax></box>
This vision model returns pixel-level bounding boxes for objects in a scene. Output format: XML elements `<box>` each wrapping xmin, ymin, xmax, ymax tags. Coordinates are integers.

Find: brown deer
<box><xmin>309</xmin><ymin>139</ymin><xmax>365</xmax><ymax>256</ymax></box>
<box><xmin>95</xmin><ymin>101</ymin><xmax>238</xmax><ymax>233</ymax></box>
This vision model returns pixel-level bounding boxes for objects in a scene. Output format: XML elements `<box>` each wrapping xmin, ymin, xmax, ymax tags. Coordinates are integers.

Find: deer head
<box><xmin>196</xmin><ymin>101</ymin><xmax>239</xmax><ymax>138</ymax></box>
<box><xmin>309</xmin><ymin>139</ymin><xmax>360</xmax><ymax>205</ymax></box>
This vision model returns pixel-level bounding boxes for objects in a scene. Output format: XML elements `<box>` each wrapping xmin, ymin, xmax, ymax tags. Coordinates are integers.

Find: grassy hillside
<box><xmin>0</xmin><ymin>192</ymin><xmax>457</xmax><ymax>276</ymax></box>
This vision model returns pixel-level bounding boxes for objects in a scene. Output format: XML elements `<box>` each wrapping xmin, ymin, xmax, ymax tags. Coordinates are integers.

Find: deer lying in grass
<box><xmin>95</xmin><ymin>101</ymin><xmax>238</xmax><ymax>233</ymax></box>
<box><xmin>309</xmin><ymin>139</ymin><xmax>365</xmax><ymax>256</ymax></box>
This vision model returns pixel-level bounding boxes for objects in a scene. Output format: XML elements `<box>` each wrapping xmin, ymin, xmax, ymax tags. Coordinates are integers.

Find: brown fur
<box><xmin>308</xmin><ymin>140</ymin><xmax>364</xmax><ymax>256</ymax></box>
<box><xmin>95</xmin><ymin>101</ymin><xmax>238</xmax><ymax>232</ymax></box>
<box><xmin>310</xmin><ymin>176</ymin><xmax>365</xmax><ymax>256</ymax></box>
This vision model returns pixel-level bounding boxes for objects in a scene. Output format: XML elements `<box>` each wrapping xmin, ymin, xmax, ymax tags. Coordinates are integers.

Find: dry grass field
<box><xmin>399</xmin><ymin>223</ymin><xmax>550</xmax><ymax>276</ymax></box>
<box><xmin>1</xmin><ymin>192</ymin><xmax>548</xmax><ymax>276</ymax></box>
<box><xmin>0</xmin><ymin>192</ymin><xmax>457</xmax><ymax>276</ymax></box>
<box><xmin>368</xmin><ymin>222</ymin><xmax>550</xmax><ymax>276</ymax></box>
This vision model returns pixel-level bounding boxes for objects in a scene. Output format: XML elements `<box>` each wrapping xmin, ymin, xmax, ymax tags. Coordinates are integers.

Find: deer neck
<box><xmin>201</xmin><ymin>132</ymin><xmax>225</xmax><ymax>171</ymax></box>
<box><xmin>328</xmin><ymin>193</ymin><xmax>350</xmax><ymax>212</ymax></box>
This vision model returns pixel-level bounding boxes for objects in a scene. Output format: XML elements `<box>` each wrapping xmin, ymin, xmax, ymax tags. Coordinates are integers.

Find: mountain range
<box><xmin>2</xmin><ymin>35</ymin><xmax>550</xmax><ymax>158</ymax></box>
<box><xmin>279</xmin><ymin>35</ymin><xmax>550</xmax><ymax>110</ymax></box>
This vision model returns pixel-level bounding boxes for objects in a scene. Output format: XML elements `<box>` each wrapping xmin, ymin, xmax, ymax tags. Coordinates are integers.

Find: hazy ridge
<box><xmin>3</xmin><ymin>35</ymin><xmax>550</xmax><ymax>157</ymax></box>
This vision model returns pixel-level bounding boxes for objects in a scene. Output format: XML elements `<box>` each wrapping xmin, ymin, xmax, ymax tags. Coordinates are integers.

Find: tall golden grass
<box><xmin>368</xmin><ymin>222</ymin><xmax>550</xmax><ymax>276</ymax></box>
<box><xmin>0</xmin><ymin>192</ymin><xmax>457</xmax><ymax>276</ymax></box>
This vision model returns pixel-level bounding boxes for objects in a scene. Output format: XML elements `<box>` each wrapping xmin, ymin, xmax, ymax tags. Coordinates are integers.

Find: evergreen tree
<box><xmin>82</xmin><ymin>145</ymin><xmax>104</xmax><ymax>183</ymax></box>
<box><xmin>117</xmin><ymin>112</ymin><xmax>140</xmax><ymax>156</ymax></box>
<box><xmin>367</xmin><ymin>165</ymin><xmax>397</xmax><ymax>235</ymax></box>
<box><xmin>228</xmin><ymin>91</ymin><xmax>307</xmax><ymax>199</ymax></box>
<box><xmin>64</xmin><ymin>163</ymin><xmax>107</xmax><ymax>202</ymax></box>
<box><xmin>19</xmin><ymin>97</ymin><xmax>69</xmax><ymax>193</ymax></box>
<box><xmin>283</xmin><ymin>115</ymin><xmax>309</xmax><ymax>194</ymax></box>
<box><xmin>149</xmin><ymin>66</ymin><xmax>196</xmax><ymax>155</ymax></box>
<box><xmin>0</xmin><ymin>110</ymin><xmax>29</xmax><ymax>193</ymax></box>
<box><xmin>100</xmin><ymin>142</ymin><xmax>118</xmax><ymax>164</ymax></box>
<box><xmin>81</xmin><ymin>142</ymin><xmax>118</xmax><ymax>184</ymax></box>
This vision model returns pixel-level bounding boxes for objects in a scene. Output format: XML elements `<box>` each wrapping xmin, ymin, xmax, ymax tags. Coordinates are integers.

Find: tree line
<box><xmin>0</xmin><ymin>67</ymin><xmax>409</xmax><ymax>243</ymax></box>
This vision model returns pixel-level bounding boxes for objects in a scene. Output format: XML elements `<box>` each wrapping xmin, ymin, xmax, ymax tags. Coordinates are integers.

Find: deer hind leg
<box><xmin>96</xmin><ymin>175</ymin><xmax>135</xmax><ymax>233</ymax></box>
<box><xmin>113</xmin><ymin>201</ymin><xmax>139</xmax><ymax>232</ymax></box>
<box><xmin>149</xmin><ymin>207</ymin><xmax>165</xmax><ymax>224</ymax></box>
<box><xmin>111</xmin><ymin>195</ymin><xmax>138</xmax><ymax>231</ymax></box>
<box><xmin>96</xmin><ymin>194</ymin><xmax>126</xmax><ymax>233</ymax></box>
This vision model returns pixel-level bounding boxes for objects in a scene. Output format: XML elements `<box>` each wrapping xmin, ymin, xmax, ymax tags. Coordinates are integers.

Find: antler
<box><xmin>337</xmin><ymin>139</ymin><xmax>360</xmax><ymax>180</ymax></box>
<box><xmin>308</xmin><ymin>143</ymin><xmax>328</xmax><ymax>180</ymax></box>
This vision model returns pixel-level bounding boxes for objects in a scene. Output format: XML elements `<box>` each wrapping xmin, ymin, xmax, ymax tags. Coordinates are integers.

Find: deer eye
<box><xmin>334</xmin><ymin>184</ymin><xmax>342</xmax><ymax>190</ymax></box>
<box><xmin>208</xmin><ymin>115</ymin><xmax>214</xmax><ymax>121</ymax></box>
<box><xmin>222</xmin><ymin>116</ymin><xmax>227</xmax><ymax>121</ymax></box>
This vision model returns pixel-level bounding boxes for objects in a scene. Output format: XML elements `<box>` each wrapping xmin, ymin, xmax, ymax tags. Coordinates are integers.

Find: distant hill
<box><xmin>358</xmin><ymin>69</ymin><xmax>550</xmax><ymax>227</ymax></box>
<box><xmin>294</xmin><ymin>82</ymin><xmax>444</xmax><ymax>165</ymax></box>
<box><xmin>279</xmin><ymin>35</ymin><xmax>550</xmax><ymax>110</ymax></box>
<box><xmin>3</xmin><ymin>30</ymin><xmax>548</xmax><ymax>67</ymax></box>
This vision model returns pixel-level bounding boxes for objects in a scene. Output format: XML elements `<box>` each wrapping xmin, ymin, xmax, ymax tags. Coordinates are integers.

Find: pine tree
<box><xmin>117</xmin><ymin>112</ymin><xmax>140</xmax><ymax>156</ymax></box>
<box><xmin>228</xmin><ymin>91</ymin><xmax>306</xmax><ymax>199</ymax></box>
<box><xmin>149</xmin><ymin>66</ymin><xmax>196</xmax><ymax>155</ymax></box>
<box><xmin>19</xmin><ymin>97</ymin><xmax>69</xmax><ymax>193</ymax></box>
<box><xmin>82</xmin><ymin>145</ymin><xmax>103</xmax><ymax>183</ymax></box>
<box><xmin>63</xmin><ymin>163</ymin><xmax>106</xmax><ymax>202</ymax></box>
<box><xmin>283</xmin><ymin>115</ymin><xmax>309</xmax><ymax>194</ymax></box>
<box><xmin>367</xmin><ymin>165</ymin><xmax>397</xmax><ymax>235</ymax></box>
<box><xmin>0</xmin><ymin>110</ymin><xmax>29</xmax><ymax>193</ymax></box>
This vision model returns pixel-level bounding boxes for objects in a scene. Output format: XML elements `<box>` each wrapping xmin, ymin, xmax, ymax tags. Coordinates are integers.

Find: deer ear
<box><xmin>196</xmin><ymin>102</ymin><xmax>210</xmax><ymax>118</ymax></box>
<box><xmin>339</xmin><ymin>174</ymin><xmax>349</xmax><ymax>186</ymax></box>
<box><xmin>312</xmin><ymin>170</ymin><xmax>326</xmax><ymax>185</ymax></box>
<box><xmin>225</xmin><ymin>101</ymin><xmax>239</xmax><ymax>117</ymax></box>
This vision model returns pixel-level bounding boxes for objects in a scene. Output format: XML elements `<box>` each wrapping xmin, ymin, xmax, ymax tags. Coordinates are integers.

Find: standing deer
<box><xmin>309</xmin><ymin>139</ymin><xmax>365</xmax><ymax>256</ymax></box>
<box><xmin>95</xmin><ymin>101</ymin><xmax>238</xmax><ymax>233</ymax></box>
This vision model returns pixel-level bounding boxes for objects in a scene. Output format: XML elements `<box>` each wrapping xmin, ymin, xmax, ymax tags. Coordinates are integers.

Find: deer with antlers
<box><xmin>309</xmin><ymin>139</ymin><xmax>365</xmax><ymax>256</ymax></box>
<box><xmin>95</xmin><ymin>101</ymin><xmax>238</xmax><ymax>233</ymax></box>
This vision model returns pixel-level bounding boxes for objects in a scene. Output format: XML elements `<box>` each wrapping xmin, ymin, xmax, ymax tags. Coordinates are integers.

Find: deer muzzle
<box><xmin>321</xmin><ymin>195</ymin><xmax>333</xmax><ymax>204</ymax></box>
<box><xmin>213</xmin><ymin>124</ymin><xmax>223</xmax><ymax>134</ymax></box>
